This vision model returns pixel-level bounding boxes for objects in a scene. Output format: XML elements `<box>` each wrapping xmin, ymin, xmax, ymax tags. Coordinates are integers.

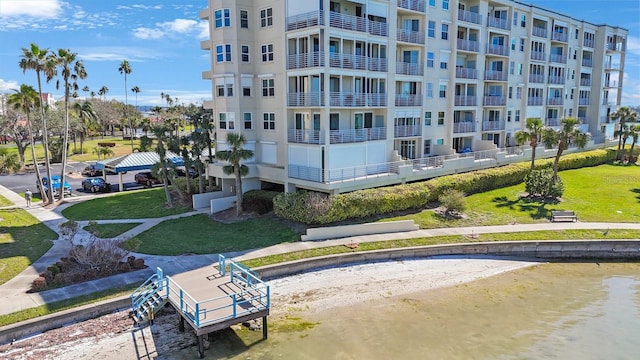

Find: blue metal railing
<box><xmin>130</xmin><ymin>267</ymin><xmax>166</xmax><ymax>312</ymax></box>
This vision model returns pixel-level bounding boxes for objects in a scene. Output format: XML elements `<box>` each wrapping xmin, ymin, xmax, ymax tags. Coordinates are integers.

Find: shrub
<box><xmin>242</xmin><ymin>190</ymin><xmax>279</xmax><ymax>214</ymax></box>
<box><xmin>97</xmin><ymin>142</ymin><xmax>116</xmax><ymax>147</ymax></box>
<box><xmin>524</xmin><ymin>168</ymin><xmax>564</xmax><ymax>199</ymax></box>
<box><xmin>438</xmin><ymin>189</ymin><xmax>466</xmax><ymax>215</ymax></box>
<box><xmin>31</xmin><ymin>276</ymin><xmax>47</xmax><ymax>291</ymax></box>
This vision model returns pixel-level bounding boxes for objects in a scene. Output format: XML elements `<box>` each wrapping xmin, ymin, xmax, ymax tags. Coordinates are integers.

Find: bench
<box><xmin>551</xmin><ymin>210</ymin><xmax>577</xmax><ymax>222</ymax></box>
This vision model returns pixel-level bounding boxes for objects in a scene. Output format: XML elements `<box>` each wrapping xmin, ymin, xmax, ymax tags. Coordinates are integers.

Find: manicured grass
<box><xmin>385</xmin><ymin>164</ymin><xmax>640</xmax><ymax>228</ymax></box>
<box><xmin>0</xmin><ymin>194</ymin><xmax>13</xmax><ymax>207</ymax></box>
<box><xmin>61</xmin><ymin>188</ymin><xmax>191</xmax><ymax>220</ymax></box>
<box><xmin>133</xmin><ymin>214</ymin><xmax>301</xmax><ymax>255</ymax></box>
<box><xmin>0</xmin><ymin>209</ymin><xmax>59</xmax><ymax>285</ymax></box>
<box><xmin>83</xmin><ymin>223</ymin><xmax>142</xmax><ymax>238</ymax></box>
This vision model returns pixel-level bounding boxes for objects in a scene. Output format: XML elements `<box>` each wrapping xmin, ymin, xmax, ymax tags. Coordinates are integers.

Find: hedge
<box><xmin>273</xmin><ymin>148</ymin><xmax>616</xmax><ymax>225</ymax></box>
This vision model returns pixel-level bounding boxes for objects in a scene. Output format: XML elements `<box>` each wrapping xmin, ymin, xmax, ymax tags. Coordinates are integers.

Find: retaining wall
<box><xmin>301</xmin><ymin>220</ymin><xmax>419</xmax><ymax>241</ymax></box>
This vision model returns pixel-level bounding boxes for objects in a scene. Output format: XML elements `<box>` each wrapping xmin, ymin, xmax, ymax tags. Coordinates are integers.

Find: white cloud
<box><xmin>132</xmin><ymin>27</ymin><xmax>164</xmax><ymax>40</ymax></box>
<box><xmin>0</xmin><ymin>79</ymin><xmax>19</xmax><ymax>92</ymax></box>
<box><xmin>163</xmin><ymin>19</ymin><xmax>197</xmax><ymax>33</ymax></box>
<box><xmin>78</xmin><ymin>46</ymin><xmax>161</xmax><ymax>62</ymax></box>
<box><xmin>0</xmin><ymin>0</ymin><xmax>62</xmax><ymax>18</ymax></box>
<box><xmin>626</xmin><ymin>36</ymin><xmax>640</xmax><ymax>57</ymax></box>
<box><xmin>132</xmin><ymin>19</ymin><xmax>208</xmax><ymax>40</ymax></box>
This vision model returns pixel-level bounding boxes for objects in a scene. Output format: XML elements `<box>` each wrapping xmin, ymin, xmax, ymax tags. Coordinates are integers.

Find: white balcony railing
<box><xmin>395</xmin><ymin>94</ymin><xmax>422</xmax><ymax>106</ymax></box>
<box><xmin>455</xmin><ymin>67</ymin><xmax>478</xmax><ymax>79</ymax></box>
<box><xmin>454</xmin><ymin>95</ymin><xmax>477</xmax><ymax>106</ymax></box>
<box><xmin>397</xmin><ymin>28</ymin><xmax>426</xmax><ymax>44</ymax></box>
<box><xmin>529</xmin><ymin>74</ymin><xmax>545</xmax><ymax>83</ymax></box>
<box><xmin>396</xmin><ymin>61</ymin><xmax>424</xmax><ymax>75</ymax></box>
<box><xmin>286</xmin><ymin>10</ymin><xmax>324</xmax><ymax>31</ymax></box>
<box><xmin>287</xmin><ymin>92</ymin><xmax>325</xmax><ymax>107</ymax></box>
<box><xmin>487</xmin><ymin>44</ymin><xmax>509</xmax><ymax>56</ymax></box>
<box><xmin>532</xmin><ymin>27</ymin><xmax>547</xmax><ymax>38</ymax></box>
<box><xmin>394</xmin><ymin>124</ymin><xmax>422</xmax><ymax>137</ymax></box>
<box><xmin>488</xmin><ymin>17</ymin><xmax>510</xmax><ymax>30</ymax></box>
<box><xmin>397</xmin><ymin>0</ymin><xmax>426</xmax><ymax>13</ymax></box>
<box><xmin>484</xmin><ymin>70</ymin><xmax>508</xmax><ymax>81</ymax></box>
<box><xmin>453</xmin><ymin>122</ymin><xmax>476</xmax><ymax>133</ymax></box>
<box><xmin>530</xmin><ymin>51</ymin><xmax>546</xmax><ymax>61</ymax></box>
<box><xmin>287</xmin><ymin>51</ymin><xmax>324</xmax><ymax>69</ymax></box>
<box><xmin>458</xmin><ymin>9</ymin><xmax>482</xmax><ymax>24</ymax></box>
<box><xmin>482</xmin><ymin>120</ymin><xmax>505</xmax><ymax>131</ymax></box>
<box><xmin>527</xmin><ymin>97</ymin><xmax>543</xmax><ymax>106</ymax></box>
<box><xmin>457</xmin><ymin>38</ymin><xmax>480</xmax><ymax>52</ymax></box>
<box><xmin>483</xmin><ymin>96</ymin><xmax>506</xmax><ymax>106</ymax></box>
<box><xmin>549</xmin><ymin>54</ymin><xmax>567</xmax><ymax>64</ymax></box>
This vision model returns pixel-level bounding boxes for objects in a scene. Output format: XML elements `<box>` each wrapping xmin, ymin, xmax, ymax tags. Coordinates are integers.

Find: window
<box><xmin>518</xmin><ymin>63</ymin><xmax>523</xmax><ymax>75</ymax></box>
<box><xmin>424</xmin><ymin>139</ymin><xmax>431</xmax><ymax>155</ymax></box>
<box><xmin>330</xmin><ymin>113</ymin><xmax>339</xmax><ymax>130</ymax></box>
<box><xmin>214</xmin><ymin>8</ymin><xmax>230</xmax><ymax>28</ymax></box>
<box><xmin>573</xmin><ymin>49</ymin><xmax>577</xmax><ymax>60</ymax></box>
<box><xmin>262</xmin><ymin>79</ymin><xmax>275</xmax><ymax>96</ymax></box>
<box><xmin>439</xmin><ymin>84</ymin><xmax>446</xmax><ymax>98</ymax></box>
<box><xmin>429</xmin><ymin>0</ymin><xmax>435</xmax><ymax>6</ymax></box>
<box><xmin>240</xmin><ymin>10</ymin><xmax>248</xmax><ymax>29</ymax></box>
<box><xmin>226</xmin><ymin>84</ymin><xmax>233</xmax><ymax>96</ymax></box>
<box><xmin>441</xmin><ymin>24</ymin><xmax>448</xmax><ymax>40</ymax></box>
<box><xmin>219</xmin><ymin>112</ymin><xmax>235</xmax><ymax>130</ymax></box>
<box><xmin>427</xmin><ymin>52</ymin><xmax>434</xmax><ymax>67</ymax></box>
<box><xmin>243</xmin><ymin>86</ymin><xmax>251</xmax><ymax>96</ymax></box>
<box><xmin>575</xmin><ymin>28</ymin><xmax>579</xmax><ymax>39</ymax></box>
<box><xmin>437</xmin><ymin>138</ymin><xmax>444</xmax><ymax>145</ymax></box>
<box><xmin>263</xmin><ymin>112</ymin><xmax>275</xmax><ymax>130</ymax></box>
<box><xmin>243</xmin><ymin>112</ymin><xmax>252</xmax><ymax>129</ymax></box>
<box><xmin>509</xmin><ymin>61</ymin><xmax>515</xmax><ymax>75</ymax></box>
<box><xmin>241</xmin><ymin>45</ymin><xmax>250</xmax><ymax>62</ymax></box>
<box><xmin>260</xmin><ymin>8</ymin><xmax>273</xmax><ymax>27</ymax></box>
<box><xmin>216</xmin><ymin>44</ymin><xmax>232</xmax><ymax>62</ymax></box>
<box><xmin>442</xmin><ymin>0</ymin><xmax>449</xmax><ymax>10</ymax></box>
<box><xmin>511</xmin><ymin>37</ymin><xmax>516</xmax><ymax>51</ymax></box>
<box><xmin>216</xmin><ymin>85</ymin><xmax>224</xmax><ymax>97</ymax></box>
<box><xmin>507</xmin><ymin>110</ymin><xmax>512</xmax><ymax>122</ymax></box>
<box><xmin>515</xmin><ymin>110</ymin><xmax>520</xmax><ymax>122</ymax></box>
<box><xmin>428</xmin><ymin>21</ymin><xmax>435</xmax><ymax>38</ymax></box>
<box><xmin>570</xmin><ymin>89</ymin><xmax>574</xmax><ymax>99</ymax></box>
<box><xmin>261</xmin><ymin>44</ymin><xmax>274</xmax><ymax>62</ymax></box>
<box><xmin>437</xmin><ymin>111</ymin><xmax>445</xmax><ymax>125</ymax></box>
<box><xmin>440</xmin><ymin>53</ymin><xmax>448</xmax><ymax>69</ymax></box>
<box><xmin>426</xmin><ymin>83</ymin><xmax>433</xmax><ymax>98</ymax></box>
<box><xmin>520</xmin><ymin>14</ymin><xmax>526</xmax><ymax>27</ymax></box>
<box><xmin>513</xmin><ymin>12</ymin><xmax>518</xmax><ymax>26</ymax></box>
<box><xmin>424</xmin><ymin>111</ymin><xmax>432</xmax><ymax>126</ymax></box>
<box><xmin>508</xmin><ymin>86</ymin><xmax>513</xmax><ymax>99</ymax></box>
<box><xmin>516</xmin><ymin>87</ymin><xmax>522</xmax><ymax>99</ymax></box>
<box><xmin>520</xmin><ymin>38</ymin><xmax>525</xmax><ymax>52</ymax></box>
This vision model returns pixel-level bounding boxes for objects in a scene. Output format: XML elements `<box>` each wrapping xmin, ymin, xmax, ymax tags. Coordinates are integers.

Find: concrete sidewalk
<box><xmin>1</xmin><ymin>183</ymin><xmax>640</xmax><ymax>317</ymax></box>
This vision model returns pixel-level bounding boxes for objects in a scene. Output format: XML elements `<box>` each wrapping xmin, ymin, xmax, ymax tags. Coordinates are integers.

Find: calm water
<box><xmin>166</xmin><ymin>262</ymin><xmax>640</xmax><ymax>360</ymax></box>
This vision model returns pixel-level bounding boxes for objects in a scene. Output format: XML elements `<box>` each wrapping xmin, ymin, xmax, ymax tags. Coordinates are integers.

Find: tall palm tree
<box><xmin>611</xmin><ymin>106</ymin><xmax>639</xmax><ymax>160</ymax></box>
<box><xmin>118</xmin><ymin>59</ymin><xmax>133</xmax><ymax>151</ymax></box>
<box><xmin>98</xmin><ymin>85</ymin><xmax>109</xmax><ymax>101</ymax></box>
<box><xmin>19</xmin><ymin>43</ymin><xmax>57</xmax><ymax>202</ymax></box>
<box><xmin>216</xmin><ymin>133</ymin><xmax>254</xmax><ymax>216</ymax></box>
<box><xmin>0</xmin><ymin>148</ymin><xmax>21</xmax><ymax>175</ymax></box>
<box><xmin>515</xmin><ymin>117</ymin><xmax>544</xmax><ymax>170</ymax></box>
<box><xmin>541</xmin><ymin>118</ymin><xmax>590</xmax><ymax>180</ymax></box>
<box><xmin>160</xmin><ymin>92</ymin><xmax>165</xmax><ymax>107</ymax></box>
<box><xmin>131</xmin><ymin>86</ymin><xmax>140</xmax><ymax>110</ymax></box>
<box><xmin>81</xmin><ymin>85</ymin><xmax>90</xmax><ymax>98</ymax></box>
<box><xmin>151</xmin><ymin>124</ymin><xmax>173</xmax><ymax>207</ymax></box>
<box><xmin>73</xmin><ymin>101</ymin><xmax>97</xmax><ymax>154</ymax></box>
<box><xmin>627</xmin><ymin>125</ymin><xmax>640</xmax><ymax>163</ymax></box>
<box><xmin>7</xmin><ymin>84</ymin><xmax>47</xmax><ymax>198</ymax></box>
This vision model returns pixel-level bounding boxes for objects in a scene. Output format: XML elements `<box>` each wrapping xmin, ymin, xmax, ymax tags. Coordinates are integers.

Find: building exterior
<box><xmin>200</xmin><ymin>0</ymin><xmax>627</xmax><ymax>195</ymax></box>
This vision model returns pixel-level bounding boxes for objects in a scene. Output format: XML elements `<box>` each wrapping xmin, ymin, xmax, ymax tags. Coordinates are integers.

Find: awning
<box><xmin>96</xmin><ymin>151</ymin><xmax>183</xmax><ymax>173</ymax></box>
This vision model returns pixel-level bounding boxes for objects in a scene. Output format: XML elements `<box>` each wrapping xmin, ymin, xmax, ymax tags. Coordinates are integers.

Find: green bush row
<box><xmin>243</xmin><ymin>190</ymin><xmax>280</xmax><ymax>214</ymax></box>
<box><xmin>273</xmin><ymin>148</ymin><xmax>616</xmax><ymax>225</ymax></box>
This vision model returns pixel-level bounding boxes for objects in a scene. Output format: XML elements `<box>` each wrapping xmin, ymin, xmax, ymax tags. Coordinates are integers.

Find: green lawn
<box><xmin>385</xmin><ymin>164</ymin><xmax>640</xmax><ymax>228</ymax></box>
<box><xmin>83</xmin><ymin>223</ymin><xmax>142</xmax><ymax>238</ymax></box>
<box><xmin>0</xmin><ymin>194</ymin><xmax>13</xmax><ymax>207</ymax></box>
<box><xmin>133</xmin><ymin>214</ymin><xmax>300</xmax><ymax>255</ymax></box>
<box><xmin>62</xmin><ymin>188</ymin><xmax>192</xmax><ymax>220</ymax></box>
<box><xmin>0</xmin><ymin>209</ymin><xmax>59</xmax><ymax>285</ymax></box>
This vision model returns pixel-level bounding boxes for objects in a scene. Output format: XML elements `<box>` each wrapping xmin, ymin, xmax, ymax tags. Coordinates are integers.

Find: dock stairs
<box><xmin>130</xmin><ymin>267</ymin><xmax>169</xmax><ymax>324</ymax></box>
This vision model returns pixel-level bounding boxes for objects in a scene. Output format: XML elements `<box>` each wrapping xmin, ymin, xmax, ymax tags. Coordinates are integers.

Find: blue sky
<box><xmin>0</xmin><ymin>0</ymin><xmax>638</xmax><ymax>106</ymax></box>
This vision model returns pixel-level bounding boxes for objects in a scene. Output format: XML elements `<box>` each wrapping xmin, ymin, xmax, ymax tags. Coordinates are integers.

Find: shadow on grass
<box><xmin>631</xmin><ymin>188</ymin><xmax>640</xmax><ymax>203</ymax></box>
<box><xmin>492</xmin><ymin>195</ymin><xmax>557</xmax><ymax>220</ymax></box>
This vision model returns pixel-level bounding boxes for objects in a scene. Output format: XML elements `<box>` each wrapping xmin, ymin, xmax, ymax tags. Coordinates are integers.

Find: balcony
<box><xmin>605</xmin><ymin>80</ymin><xmax>619</xmax><ymax>88</ymax></box>
<box><xmin>530</xmin><ymin>51</ymin><xmax>546</xmax><ymax>61</ymax></box>
<box><xmin>329</xmin><ymin>11</ymin><xmax>388</xmax><ymax>37</ymax></box>
<box><xmin>396</xmin><ymin>61</ymin><xmax>423</xmax><ymax>76</ymax></box>
<box><xmin>455</xmin><ymin>67</ymin><xmax>478</xmax><ymax>79</ymax></box>
<box><xmin>532</xmin><ymin>27</ymin><xmax>547</xmax><ymax>38</ymax></box>
<box><xmin>453</xmin><ymin>122</ymin><xmax>476</xmax><ymax>133</ymax></box>
<box><xmin>487</xmin><ymin>17</ymin><xmax>510</xmax><ymax>30</ymax></box>
<box><xmin>200</xmin><ymin>40</ymin><xmax>211</xmax><ymax>50</ymax></box>
<box><xmin>484</xmin><ymin>70</ymin><xmax>507</xmax><ymax>81</ymax></box>
<box><xmin>551</xmin><ymin>31</ymin><xmax>568</xmax><ymax>42</ymax></box>
<box><xmin>546</xmin><ymin>118</ymin><xmax>561</xmax><ymax>126</ymax></box>
<box><xmin>201</xmin><ymin>70</ymin><xmax>212</xmax><ymax>79</ymax></box>
<box><xmin>454</xmin><ymin>95</ymin><xmax>477</xmax><ymax>106</ymax></box>
<box><xmin>286</xmin><ymin>10</ymin><xmax>324</xmax><ymax>31</ymax></box>
<box><xmin>582</xmin><ymin>59</ymin><xmax>593</xmax><ymax>67</ymax></box>
<box><xmin>604</xmin><ymin>60</ymin><xmax>621</xmax><ymax>70</ymax></box>
<box><xmin>328</xmin><ymin>92</ymin><xmax>387</xmax><ymax>107</ymax></box>
<box><xmin>330</xmin><ymin>127</ymin><xmax>386</xmax><ymax>144</ymax></box>
<box><xmin>330</xmin><ymin>52</ymin><xmax>367</xmax><ymax>70</ymax></box>
<box><xmin>288</xmin><ymin>92</ymin><xmax>325</xmax><ymax>107</ymax></box>
<box><xmin>288</xmin><ymin>129</ymin><xmax>325</xmax><ymax>144</ymax></box>
<box><xmin>458</xmin><ymin>9</ymin><xmax>482</xmax><ymax>24</ymax></box>
<box><xmin>483</xmin><ymin>96</ymin><xmax>506</xmax><ymax>106</ymax></box>
<box><xmin>579</xmin><ymin>98</ymin><xmax>590</xmax><ymax>106</ymax></box>
<box><xmin>486</xmin><ymin>44</ymin><xmax>509</xmax><ymax>56</ymax></box>
<box><xmin>199</xmin><ymin>9</ymin><xmax>209</xmax><ymax>20</ymax></box>
<box><xmin>397</xmin><ymin>28</ymin><xmax>425</xmax><ymax>44</ymax></box>
<box><xmin>395</xmin><ymin>94</ymin><xmax>422</xmax><ymax>107</ymax></box>
<box><xmin>482</xmin><ymin>120</ymin><xmax>505</xmax><ymax>131</ymax></box>
<box><xmin>580</xmin><ymin>79</ymin><xmax>591</xmax><ymax>86</ymax></box>
<box><xmin>529</xmin><ymin>74</ymin><xmax>544</xmax><ymax>83</ymax></box>
<box><xmin>457</xmin><ymin>39</ymin><xmax>480</xmax><ymax>52</ymax></box>
<box><xmin>547</xmin><ymin>97</ymin><xmax>563</xmax><ymax>106</ymax></box>
<box><xmin>394</xmin><ymin>124</ymin><xmax>422</xmax><ymax>137</ymax></box>
<box><xmin>549</xmin><ymin>54</ymin><xmax>567</xmax><ymax>64</ymax></box>
<box><xmin>527</xmin><ymin>97</ymin><xmax>543</xmax><ymax>106</ymax></box>
<box><xmin>397</xmin><ymin>0</ymin><xmax>426</xmax><ymax>13</ymax></box>
<box><xmin>287</xmin><ymin>51</ymin><xmax>324</xmax><ymax>70</ymax></box>
<box><xmin>548</xmin><ymin>76</ymin><xmax>565</xmax><ymax>85</ymax></box>
<box><xmin>606</xmin><ymin>42</ymin><xmax>624</xmax><ymax>51</ymax></box>
<box><xmin>583</xmin><ymin>38</ymin><xmax>595</xmax><ymax>48</ymax></box>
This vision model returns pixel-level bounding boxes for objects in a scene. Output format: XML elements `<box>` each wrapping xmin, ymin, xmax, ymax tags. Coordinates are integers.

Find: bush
<box><xmin>242</xmin><ymin>190</ymin><xmax>279</xmax><ymax>214</ymax></box>
<box><xmin>524</xmin><ymin>168</ymin><xmax>564</xmax><ymax>199</ymax></box>
<box><xmin>97</xmin><ymin>142</ymin><xmax>116</xmax><ymax>147</ymax></box>
<box><xmin>31</xmin><ymin>276</ymin><xmax>47</xmax><ymax>291</ymax></box>
<box><xmin>438</xmin><ymin>189</ymin><xmax>466</xmax><ymax>215</ymax></box>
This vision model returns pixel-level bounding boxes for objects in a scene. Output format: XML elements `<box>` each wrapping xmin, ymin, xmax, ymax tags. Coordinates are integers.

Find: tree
<box><xmin>611</xmin><ymin>107</ymin><xmax>639</xmax><ymax>160</ymax></box>
<box><xmin>6</xmin><ymin>85</ymin><xmax>37</xmax><ymax>166</ymax></box>
<box><xmin>131</xmin><ymin>85</ymin><xmax>140</xmax><ymax>113</ymax></box>
<box><xmin>53</xmin><ymin>48</ymin><xmax>87</xmax><ymax>201</ymax></box>
<box><xmin>118</xmin><ymin>59</ymin><xmax>133</xmax><ymax>151</ymax></box>
<box><xmin>82</xmin><ymin>85</ymin><xmax>90</xmax><ymax>97</ymax></box>
<box><xmin>19</xmin><ymin>43</ymin><xmax>57</xmax><ymax>203</ymax></box>
<box><xmin>627</xmin><ymin>125</ymin><xmax>639</xmax><ymax>163</ymax></box>
<box><xmin>98</xmin><ymin>85</ymin><xmax>109</xmax><ymax>101</ymax></box>
<box><xmin>73</xmin><ymin>101</ymin><xmax>97</xmax><ymax>154</ymax></box>
<box><xmin>0</xmin><ymin>148</ymin><xmax>21</xmax><ymax>175</ymax></box>
<box><xmin>150</xmin><ymin>124</ymin><xmax>173</xmax><ymax>207</ymax></box>
<box><xmin>541</xmin><ymin>118</ymin><xmax>590</xmax><ymax>180</ymax></box>
<box><xmin>216</xmin><ymin>133</ymin><xmax>254</xmax><ymax>216</ymax></box>
<box><xmin>515</xmin><ymin>117</ymin><xmax>544</xmax><ymax>170</ymax></box>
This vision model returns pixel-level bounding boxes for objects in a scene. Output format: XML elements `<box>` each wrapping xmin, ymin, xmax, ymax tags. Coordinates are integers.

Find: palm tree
<box><xmin>98</xmin><ymin>85</ymin><xmax>109</xmax><ymax>101</ymax></box>
<box><xmin>151</xmin><ymin>124</ymin><xmax>173</xmax><ymax>207</ymax></box>
<box><xmin>73</xmin><ymin>101</ymin><xmax>97</xmax><ymax>154</ymax></box>
<box><xmin>541</xmin><ymin>118</ymin><xmax>590</xmax><ymax>180</ymax></box>
<box><xmin>19</xmin><ymin>43</ymin><xmax>57</xmax><ymax>202</ymax></box>
<box><xmin>131</xmin><ymin>86</ymin><xmax>140</xmax><ymax>110</ymax></box>
<box><xmin>118</xmin><ymin>59</ymin><xmax>133</xmax><ymax>151</ymax></box>
<box><xmin>515</xmin><ymin>117</ymin><xmax>544</xmax><ymax>170</ymax></box>
<box><xmin>7</xmin><ymin>84</ymin><xmax>47</xmax><ymax>197</ymax></box>
<box><xmin>82</xmin><ymin>85</ymin><xmax>90</xmax><ymax>98</ymax></box>
<box><xmin>0</xmin><ymin>148</ymin><xmax>21</xmax><ymax>175</ymax></box>
<box><xmin>160</xmin><ymin>92</ymin><xmax>165</xmax><ymax>107</ymax></box>
<box><xmin>611</xmin><ymin>107</ymin><xmax>639</xmax><ymax>160</ymax></box>
<box><xmin>90</xmin><ymin>90</ymin><xmax>96</xmax><ymax>98</ymax></box>
<box><xmin>626</xmin><ymin>125</ymin><xmax>640</xmax><ymax>163</ymax></box>
<box><xmin>53</xmin><ymin>48</ymin><xmax>87</xmax><ymax>201</ymax></box>
<box><xmin>216</xmin><ymin>133</ymin><xmax>254</xmax><ymax>216</ymax></box>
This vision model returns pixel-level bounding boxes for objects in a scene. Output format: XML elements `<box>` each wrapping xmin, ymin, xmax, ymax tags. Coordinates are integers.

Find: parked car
<box><xmin>176</xmin><ymin>166</ymin><xmax>198</xmax><ymax>178</ymax></box>
<box><xmin>82</xmin><ymin>164</ymin><xmax>103</xmax><ymax>177</ymax></box>
<box><xmin>39</xmin><ymin>176</ymin><xmax>72</xmax><ymax>197</ymax></box>
<box><xmin>81</xmin><ymin>177</ymin><xmax>111</xmax><ymax>193</ymax></box>
<box><xmin>134</xmin><ymin>171</ymin><xmax>162</xmax><ymax>186</ymax></box>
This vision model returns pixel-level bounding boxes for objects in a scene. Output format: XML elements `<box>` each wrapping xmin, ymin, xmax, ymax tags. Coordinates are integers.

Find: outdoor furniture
<box><xmin>551</xmin><ymin>210</ymin><xmax>577</xmax><ymax>222</ymax></box>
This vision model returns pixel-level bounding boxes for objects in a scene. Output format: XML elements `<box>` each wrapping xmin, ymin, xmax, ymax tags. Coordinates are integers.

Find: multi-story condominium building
<box><xmin>200</xmin><ymin>0</ymin><xmax>627</xmax><ymax>195</ymax></box>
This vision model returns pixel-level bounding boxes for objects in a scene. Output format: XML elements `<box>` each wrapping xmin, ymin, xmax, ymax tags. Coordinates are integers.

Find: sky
<box><xmin>0</xmin><ymin>0</ymin><xmax>638</xmax><ymax>106</ymax></box>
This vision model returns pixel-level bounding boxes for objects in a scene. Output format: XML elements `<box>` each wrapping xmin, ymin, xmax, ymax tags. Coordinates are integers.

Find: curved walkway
<box><xmin>1</xmin><ymin>184</ymin><xmax>640</xmax><ymax>317</ymax></box>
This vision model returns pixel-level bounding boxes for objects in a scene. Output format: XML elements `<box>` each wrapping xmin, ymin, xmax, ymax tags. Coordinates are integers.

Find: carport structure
<box><xmin>95</xmin><ymin>151</ymin><xmax>183</xmax><ymax>191</ymax></box>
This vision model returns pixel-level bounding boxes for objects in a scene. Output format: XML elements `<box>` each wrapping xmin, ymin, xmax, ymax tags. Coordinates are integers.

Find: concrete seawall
<box><xmin>2</xmin><ymin>239</ymin><xmax>640</xmax><ymax>345</ymax></box>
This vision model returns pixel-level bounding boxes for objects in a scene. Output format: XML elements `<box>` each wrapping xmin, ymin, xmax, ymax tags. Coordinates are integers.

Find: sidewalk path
<box><xmin>1</xmin><ymin>183</ymin><xmax>640</xmax><ymax>316</ymax></box>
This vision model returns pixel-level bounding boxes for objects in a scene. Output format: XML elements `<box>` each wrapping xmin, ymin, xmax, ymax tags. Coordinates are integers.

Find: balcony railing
<box><xmin>453</xmin><ymin>122</ymin><xmax>476</xmax><ymax>133</ymax></box>
<box><xmin>397</xmin><ymin>28</ymin><xmax>425</xmax><ymax>44</ymax></box>
<box><xmin>527</xmin><ymin>97</ymin><xmax>543</xmax><ymax>106</ymax></box>
<box><xmin>532</xmin><ymin>27</ymin><xmax>547</xmax><ymax>38</ymax></box>
<box><xmin>330</xmin><ymin>127</ymin><xmax>386</xmax><ymax>144</ymax></box>
<box><xmin>487</xmin><ymin>17</ymin><xmax>510</xmax><ymax>30</ymax></box>
<box><xmin>458</xmin><ymin>9</ymin><xmax>482</xmax><ymax>24</ymax></box>
<box><xmin>457</xmin><ymin>38</ymin><xmax>480</xmax><ymax>52</ymax></box>
<box><xmin>530</xmin><ymin>51</ymin><xmax>546</xmax><ymax>61</ymax></box>
<box><xmin>454</xmin><ymin>95</ymin><xmax>477</xmax><ymax>106</ymax></box>
<box><xmin>547</xmin><ymin>97</ymin><xmax>563</xmax><ymax>105</ymax></box>
<box><xmin>288</xmin><ymin>92</ymin><xmax>325</xmax><ymax>107</ymax></box>
<box><xmin>397</xmin><ymin>0</ymin><xmax>426</xmax><ymax>13</ymax></box>
<box><xmin>455</xmin><ymin>67</ymin><xmax>478</xmax><ymax>79</ymax></box>
<box><xmin>579</xmin><ymin>98</ymin><xmax>590</xmax><ymax>105</ymax></box>
<box><xmin>286</xmin><ymin>10</ymin><xmax>324</xmax><ymax>31</ymax></box>
<box><xmin>551</xmin><ymin>31</ymin><xmax>568</xmax><ymax>42</ymax></box>
<box><xmin>604</xmin><ymin>61</ymin><xmax>621</xmax><ymax>69</ymax></box>
<box><xmin>483</xmin><ymin>96</ymin><xmax>506</xmax><ymax>106</ymax></box>
<box><xmin>583</xmin><ymin>39</ymin><xmax>595</xmax><ymax>48</ymax></box>
<box><xmin>548</xmin><ymin>75</ymin><xmax>565</xmax><ymax>85</ymax></box>
<box><xmin>394</xmin><ymin>124</ymin><xmax>422</xmax><ymax>137</ymax></box>
<box><xmin>546</xmin><ymin>118</ymin><xmax>561</xmax><ymax>126</ymax></box>
<box><xmin>330</xmin><ymin>52</ymin><xmax>367</xmax><ymax>70</ymax></box>
<box><xmin>482</xmin><ymin>120</ymin><xmax>505</xmax><ymax>131</ymax></box>
<box><xmin>367</xmin><ymin>93</ymin><xmax>387</xmax><ymax>107</ymax></box>
<box><xmin>606</xmin><ymin>42</ymin><xmax>624</xmax><ymax>51</ymax></box>
<box><xmin>329</xmin><ymin>11</ymin><xmax>388</xmax><ymax>37</ymax></box>
<box><xmin>396</xmin><ymin>61</ymin><xmax>424</xmax><ymax>75</ymax></box>
<box><xmin>288</xmin><ymin>129</ymin><xmax>325</xmax><ymax>144</ymax></box>
<box><xmin>580</xmin><ymin>79</ymin><xmax>591</xmax><ymax>86</ymax></box>
<box><xmin>287</xmin><ymin>51</ymin><xmax>324</xmax><ymax>69</ymax></box>
<box><xmin>549</xmin><ymin>54</ymin><xmax>567</xmax><ymax>64</ymax></box>
<box><xmin>582</xmin><ymin>59</ymin><xmax>593</xmax><ymax>67</ymax></box>
<box><xmin>486</xmin><ymin>44</ymin><xmax>509</xmax><ymax>56</ymax></box>
<box><xmin>395</xmin><ymin>94</ymin><xmax>422</xmax><ymax>106</ymax></box>
<box><xmin>329</xmin><ymin>92</ymin><xmax>363</xmax><ymax>107</ymax></box>
<box><xmin>484</xmin><ymin>70</ymin><xmax>508</xmax><ymax>81</ymax></box>
<box><xmin>529</xmin><ymin>74</ymin><xmax>544</xmax><ymax>83</ymax></box>
<box><xmin>605</xmin><ymin>80</ymin><xmax>619</xmax><ymax>88</ymax></box>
